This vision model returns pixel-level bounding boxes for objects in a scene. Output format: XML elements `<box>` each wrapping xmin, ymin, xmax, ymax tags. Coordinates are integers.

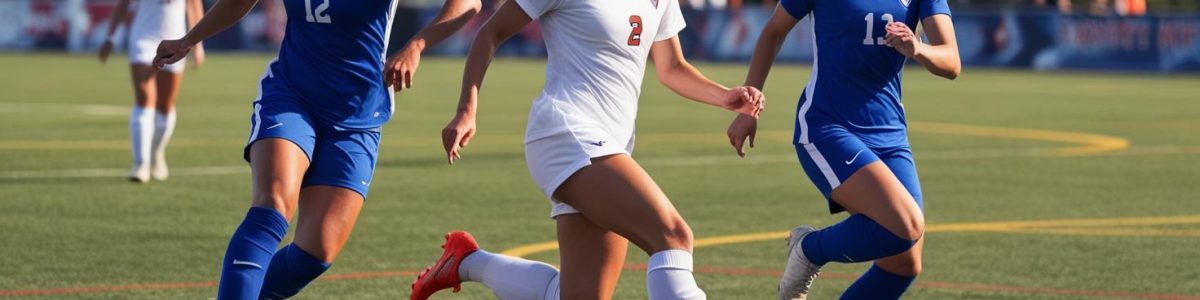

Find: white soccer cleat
<box><xmin>150</xmin><ymin>154</ymin><xmax>169</xmax><ymax>181</ymax></box>
<box><xmin>129</xmin><ymin>163</ymin><xmax>151</xmax><ymax>183</ymax></box>
<box><xmin>779</xmin><ymin>225</ymin><xmax>822</xmax><ymax>300</ymax></box>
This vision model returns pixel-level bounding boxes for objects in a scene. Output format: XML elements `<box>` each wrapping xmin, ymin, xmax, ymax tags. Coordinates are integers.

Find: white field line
<box><xmin>2</xmin><ymin>146</ymin><xmax>1197</xmax><ymax>180</ymax></box>
<box><xmin>0</xmin><ymin>103</ymin><xmax>128</xmax><ymax>116</ymax></box>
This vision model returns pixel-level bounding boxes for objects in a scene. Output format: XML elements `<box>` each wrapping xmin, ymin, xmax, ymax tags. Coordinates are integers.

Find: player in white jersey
<box><xmin>99</xmin><ymin>0</ymin><xmax>205</xmax><ymax>183</ymax></box>
<box><xmin>410</xmin><ymin>0</ymin><xmax>764</xmax><ymax>299</ymax></box>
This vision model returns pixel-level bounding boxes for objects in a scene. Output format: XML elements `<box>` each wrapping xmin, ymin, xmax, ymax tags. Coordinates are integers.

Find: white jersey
<box><xmin>515</xmin><ymin>0</ymin><xmax>686</xmax><ymax>216</ymax></box>
<box><xmin>517</xmin><ymin>0</ymin><xmax>686</xmax><ymax>147</ymax></box>
<box><xmin>129</xmin><ymin>0</ymin><xmax>187</xmax><ymax>41</ymax></box>
<box><xmin>127</xmin><ymin>0</ymin><xmax>187</xmax><ymax>69</ymax></box>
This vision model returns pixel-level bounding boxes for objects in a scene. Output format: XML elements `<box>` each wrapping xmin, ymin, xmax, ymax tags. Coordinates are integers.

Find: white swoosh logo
<box><xmin>265</xmin><ymin>123</ymin><xmax>283</xmax><ymax>130</ymax></box>
<box><xmin>232</xmin><ymin>259</ymin><xmax>262</xmax><ymax>269</ymax></box>
<box><xmin>845</xmin><ymin>150</ymin><xmax>865</xmax><ymax>165</ymax></box>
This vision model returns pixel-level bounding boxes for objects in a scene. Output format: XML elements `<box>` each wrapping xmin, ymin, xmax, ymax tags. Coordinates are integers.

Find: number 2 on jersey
<box><xmin>627</xmin><ymin>15</ymin><xmax>643</xmax><ymax>46</ymax></box>
<box><xmin>304</xmin><ymin>0</ymin><xmax>331</xmax><ymax>24</ymax></box>
<box><xmin>862</xmin><ymin>12</ymin><xmax>894</xmax><ymax>45</ymax></box>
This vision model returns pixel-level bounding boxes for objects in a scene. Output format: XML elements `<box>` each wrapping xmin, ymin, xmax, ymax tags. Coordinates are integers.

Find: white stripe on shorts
<box><xmin>804</xmin><ymin>143</ymin><xmax>841</xmax><ymax>189</ymax></box>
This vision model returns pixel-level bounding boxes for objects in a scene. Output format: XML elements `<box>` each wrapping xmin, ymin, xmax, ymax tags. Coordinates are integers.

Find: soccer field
<box><xmin>1</xmin><ymin>53</ymin><xmax>1198</xmax><ymax>299</ymax></box>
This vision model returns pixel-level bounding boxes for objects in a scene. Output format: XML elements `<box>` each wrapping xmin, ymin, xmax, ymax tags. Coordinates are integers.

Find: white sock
<box><xmin>459</xmin><ymin>250</ymin><xmax>560</xmax><ymax>300</ymax></box>
<box><xmin>129</xmin><ymin>106</ymin><xmax>153</xmax><ymax>166</ymax></box>
<box><xmin>151</xmin><ymin>110</ymin><xmax>176</xmax><ymax>164</ymax></box>
<box><xmin>647</xmin><ymin>250</ymin><xmax>706</xmax><ymax>300</ymax></box>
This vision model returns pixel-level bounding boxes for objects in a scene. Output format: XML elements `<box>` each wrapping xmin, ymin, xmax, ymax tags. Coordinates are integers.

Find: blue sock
<box><xmin>840</xmin><ymin>264</ymin><xmax>916</xmax><ymax>300</ymax></box>
<box><xmin>217</xmin><ymin>207</ymin><xmax>289</xmax><ymax>300</ymax></box>
<box><xmin>800</xmin><ymin>214</ymin><xmax>916</xmax><ymax>265</ymax></box>
<box><xmin>259</xmin><ymin>243</ymin><xmax>331</xmax><ymax>299</ymax></box>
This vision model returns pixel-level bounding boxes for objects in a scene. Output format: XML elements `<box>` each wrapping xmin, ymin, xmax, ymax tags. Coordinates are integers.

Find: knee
<box><xmin>877</xmin><ymin>258</ymin><xmax>921</xmax><ymax>277</ymax></box>
<box><xmin>900</xmin><ymin>217</ymin><xmax>925</xmax><ymax>241</ymax></box>
<box><xmin>252</xmin><ymin>190</ymin><xmax>297</xmax><ymax>219</ymax></box>
<box><xmin>661</xmin><ymin>218</ymin><xmax>694</xmax><ymax>251</ymax></box>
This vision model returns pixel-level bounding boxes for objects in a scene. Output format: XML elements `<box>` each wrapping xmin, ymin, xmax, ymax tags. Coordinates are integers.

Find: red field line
<box><xmin>2</xmin><ymin>267</ymin><xmax>1196</xmax><ymax>299</ymax></box>
<box><xmin>0</xmin><ymin>270</ymin><xmax>419</xmax><ymax>297</ymax></box>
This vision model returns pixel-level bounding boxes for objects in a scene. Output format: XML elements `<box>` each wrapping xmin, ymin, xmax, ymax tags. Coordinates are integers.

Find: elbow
<box><xmin>942</xmin><ymin>65</ymin><xmax>960</xmax><ymax>80</ymax></box>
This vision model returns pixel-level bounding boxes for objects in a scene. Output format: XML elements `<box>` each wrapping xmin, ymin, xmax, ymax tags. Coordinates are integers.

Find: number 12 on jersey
<box><xmin>304</xmin><ymin>0</ymin><xmax>331</xmax><ymax>24</ymax></box>
<box><xmin>862</xmin><ymin>13</ymin><xmax>894</xmax><ymax>45</ymax></box>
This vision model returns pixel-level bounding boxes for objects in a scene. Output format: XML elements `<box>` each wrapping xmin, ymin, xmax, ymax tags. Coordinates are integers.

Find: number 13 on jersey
<box><xmin>862</xmin><ymin>12</ymin><xmax>894</xmax><ymax>45</ymax></box>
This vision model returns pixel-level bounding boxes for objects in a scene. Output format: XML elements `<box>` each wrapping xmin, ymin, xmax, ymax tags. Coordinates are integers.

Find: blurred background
<box><xmin>3</xmin><ymin>0</ymin><xmax>1199</xmax><ymax>72</ymax></box>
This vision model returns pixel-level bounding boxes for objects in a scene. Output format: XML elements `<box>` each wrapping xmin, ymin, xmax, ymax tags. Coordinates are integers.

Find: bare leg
<box><xmin>150</xmin><ymin>70</ymin><xmax>182</xmax><ymax>180</ymax></box>
<box><xmin>248</xmin><ymin>138</ymin><xmax>310</xmax><ymax>217</ymax></box>
<box><xmin>554</xmin><ymin>154</ymin><xmax>693</xmax><ymax>254</ymax></box>
<box><xmin>554</xmin><ymin>154</ymin><xmax>704</xmax><ymax>300</ymax></box>
<box><xmin>216</xmin><ymin>138</ymin><xmax>309</xmax><ymax>299</ymax></box>
<box><xmin>556</xmin><ymin>214</ymin><xmax>628</xmax><ymax>300</ymax></box>
<box><xmin>292</xmin><ymin>186</ymin><xmax>365</xmax><ymax>262</ymax></box>
<box><xmin>127</xmin><ymin>65</ymin><xmax>157</xmax><ymax>182</ymax></box>
<box><xmin>831</xmin><ymin>162</ymin><xmax>925</xmax><ymax>241</ymax></box>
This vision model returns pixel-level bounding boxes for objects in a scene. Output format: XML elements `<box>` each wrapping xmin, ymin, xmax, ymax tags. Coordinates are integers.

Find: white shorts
<box><xmin>129</xmin><ymin>37</ymin><xmax>183</xmax><ymax>73</ymax></box>
<box><xmin>525</xmin><ymin>122</ymin><xmax>634</xmax><ymax>219</ymax></box>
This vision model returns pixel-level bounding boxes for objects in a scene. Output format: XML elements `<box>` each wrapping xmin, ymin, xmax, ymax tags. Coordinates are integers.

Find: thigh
<box><xmin>831</xmin><ymin>162</ymin><xmax>924</xmax><ymax>240</ymax></box>
<box><xmin>556</xmin><ymin>214</ymin><xmax>628</xmax><ymax>300</ymax></box>
<box><xmin>129</xmin><ymin>64</ymin><xmax>157</xmax><ymax>107</ymax></box>
<box><xmin>303</xmin><ymin>129</ymin><xmax>381</xmax><ymax>199</ymax></box>
<box><xmin>248</xmin><ymin>138</ymin><xmax>311</xmax><ymax>218</ymax></box>
<box><xmin>154</xmin><ymin>70</ymin><xmax>183</xmax><ymax>112</ymax></box>
<box><xmin>293</xmin><ymin>185</ymin><xmax>365</xmax><ymax>263</ymax></box>
<box><xmin>553</xmin><ymin>154</ymin><xmax>692</xmax><ymax>254</ymax></box>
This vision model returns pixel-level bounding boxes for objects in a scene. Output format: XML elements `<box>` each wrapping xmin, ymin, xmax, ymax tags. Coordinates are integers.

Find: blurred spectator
<box><xmin>1114</xmin><ymin>0</ymin><xmax>1147</xmax><ymax>16</ymax></box>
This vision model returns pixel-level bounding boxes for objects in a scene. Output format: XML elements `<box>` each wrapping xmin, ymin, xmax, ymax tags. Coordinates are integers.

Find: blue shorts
<box><xmin>244</xmin><ymin>95</ymin><xmax>381</xmax><ymax>198</ymax></box>
<box><xmin>794</xmin><ymin>125</ymin><xmax>923</xmax><ymax>214</ymax></box>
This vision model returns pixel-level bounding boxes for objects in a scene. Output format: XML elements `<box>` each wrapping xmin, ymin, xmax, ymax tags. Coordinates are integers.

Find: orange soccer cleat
<box><xmin>411</xmin><ymin>231</ymin><xmax>480</xmax><ymax>300</ymax></box>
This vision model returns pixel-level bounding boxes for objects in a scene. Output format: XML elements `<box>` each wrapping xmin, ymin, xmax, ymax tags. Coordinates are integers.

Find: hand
<box><xmin>726</xmin><ymin>113</ymin><xmax>758</xmax><ymax>157</ymax></box>
<box><xmin>441</xmin><ymin>111</ymin><xmax>476</xmax><ymax>164</ymax></box>
<box><xmin>384</xmin><ymin>42</ymin><xmax>422</xmax><ymax>91</ymax></box>
<box><xmin>153</xmin><ymin>38</ymin><xmax>194</xmax><ymax>69</ymax></box>
<box><xmin>98</xmin><ymin>40</ymin><xmax>114</xmax><ymax>64</ymax></box>
<box><xmin>721</xmin><ymin>86</ymin><xmax>765</xmax><ymax>117</ymax></box>
<box><xmin>884</xmin><ymin>22</ymin><xmax>921</xmax><ymax>57</ymax></box>
<box><xmin>191</xmin><ymin>43</ymin><xmax>205</xmax><ymax>70</ymax></box>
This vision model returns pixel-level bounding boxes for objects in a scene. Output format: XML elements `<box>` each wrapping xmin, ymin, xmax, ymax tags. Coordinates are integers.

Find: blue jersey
<box><xmin>264</xmin><ymin>0</ymin><xmax>399</xmax><ymax>130</ymax></box>
<box><xmin>780</xmin><ymin>0</ymin><xmax>950</xmax><ymax>147</ymax></box>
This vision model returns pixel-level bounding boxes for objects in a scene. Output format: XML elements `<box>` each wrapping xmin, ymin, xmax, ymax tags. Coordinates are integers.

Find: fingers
<box><xmin>403</xmin><ymin>69</ymin><xmax>413</xmax><ymax>90</ymax></box>
<box><xmin>459</xmin><ymin>128</ymin><xmax>473</xmax><ymax>148</ymax></box>
<box><xmin>749</xmin><ymin>128</ymin><xmax>756</xmax><ymax>148</ymax></box>
<box><xmin>733</xmin><ymin>136</ymin><xmax>746</xmax><ymax>157</ymax></box>
<box><xmin>441</xmin><ymin>128</ymin><xmax>461</xmax><ymax>164</ymax></box>
<box><xmin>383</xmin><ymin>64</ymin><xmax>396</xmax><ymax>90</ymax></box>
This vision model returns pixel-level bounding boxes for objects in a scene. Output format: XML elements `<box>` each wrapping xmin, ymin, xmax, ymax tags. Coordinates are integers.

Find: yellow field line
<box><xmin>499</xmin><ymin>215</ymin><xmax>1200</xmax><ymax>257</ymax></box>
<box><xmin>909</xmin><ymin>121</ymin><xmax>1129</xmax><ymax>156</ymax></box>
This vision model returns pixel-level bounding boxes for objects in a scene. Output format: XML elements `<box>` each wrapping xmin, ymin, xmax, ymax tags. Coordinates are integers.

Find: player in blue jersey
<box><xmin>728</xmin><ymin>0</ymin><xmax>960</xmax><ymax>299</ymax></box>
<box><xmin>152</xmin><ymin>0</ymin><xmax>484</xmax><ymax>298</ymax></box>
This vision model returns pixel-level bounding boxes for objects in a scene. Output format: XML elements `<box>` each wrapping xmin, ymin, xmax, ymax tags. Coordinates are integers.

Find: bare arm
<box><xmin>743</xmin><ymin>4</ymin><xmax>799</xmax><ymax>91</ymax></box>
<box><xmin>727</xmin><ymin>4</ymin><xmax>800</xmax><ymax>157</ymax></box>
<box><xmin>884</xmin><ymin>14</ymin><xmax>960</xmax><ymax>79</ymax></box>
<box><xmin>386</xmin><ymin>0</ymin><xmax>484</xmax><ymax>90</ymax></box>
<box><xmin>154</xmin><ymin>0</ymin><xmax>259</xmax><ymax>67</ymax></box>
<box><xmin>650</xmin><ymin>37</ymin><xmax>762</xmax><ymax>116</ymax></box>
<box><xmin>441</xmin><ymin>1</ymin><xmax>531</xmax><ymax>164</ymax></box>
<box><xmin>98</xmin><ymin>0</ymin><xmax>132</xmax><ymax>63</ymax></box>
<box><xmin>186</xmin><ymin>0</ymin><xmax>207</xmax><ymax>68</ymax></box>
